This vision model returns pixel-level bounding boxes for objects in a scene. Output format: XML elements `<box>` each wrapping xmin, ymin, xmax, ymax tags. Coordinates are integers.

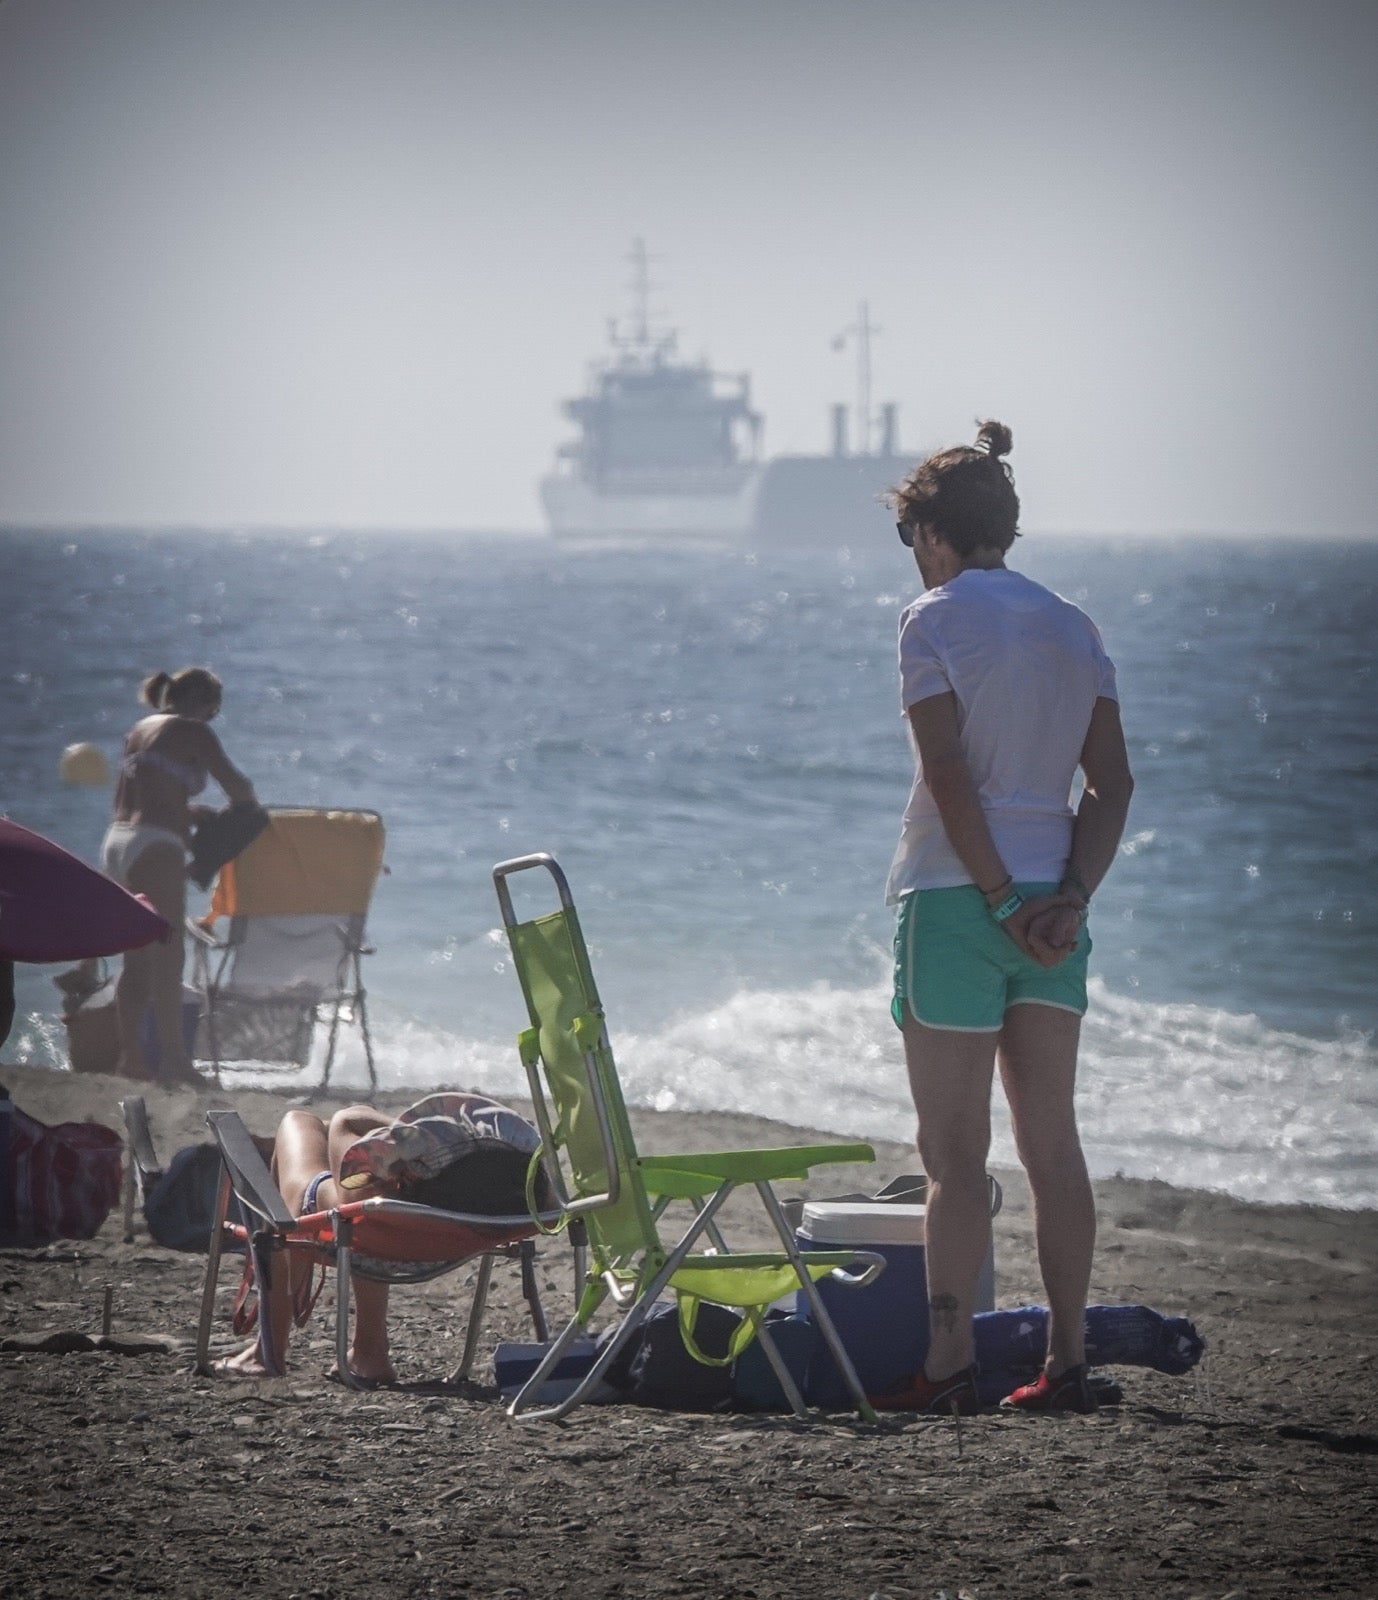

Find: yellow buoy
<box><xmin>60</xmin><ymin>742</ymin><xmax>110</xmax><ymax>787</ymax></box>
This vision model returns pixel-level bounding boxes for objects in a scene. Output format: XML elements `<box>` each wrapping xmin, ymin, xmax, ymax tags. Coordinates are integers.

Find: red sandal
<box><xmin>869</xmin><ymin>1363</ymin><xmax>981</xmax><ymax>1415</ymax></box>
<box><xmin>1001</xmin><ymin>1364</ymin><xmax>1098</xmax><ymax>1413</ymax></box>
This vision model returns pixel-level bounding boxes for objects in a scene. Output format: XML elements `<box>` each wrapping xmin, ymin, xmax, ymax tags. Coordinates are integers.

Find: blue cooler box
<box><xmin>797</xmin><ymin>1199</ymin><xmax>995</xmax><ymax>1408</ymax></box>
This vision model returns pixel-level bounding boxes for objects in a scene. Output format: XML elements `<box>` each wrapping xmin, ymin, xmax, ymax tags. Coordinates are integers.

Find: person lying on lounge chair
<box><xmin>214</xmin><ymin>1093</ymin><xmax>542</xmax><ymax>1383</ymax></box>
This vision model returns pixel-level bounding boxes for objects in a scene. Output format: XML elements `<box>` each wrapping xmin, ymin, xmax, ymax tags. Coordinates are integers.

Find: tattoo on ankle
<box><xmin>929</xmin><ymin>1293</ymin><xmax>960</xmax><ymax>1334</ymax></box>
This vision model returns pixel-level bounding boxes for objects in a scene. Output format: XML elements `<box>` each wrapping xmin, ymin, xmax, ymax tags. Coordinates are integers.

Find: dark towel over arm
<box><xmin>188</xmin><ymin>804</ymin><xmax>271</xmax><ymax>890</ymax></box>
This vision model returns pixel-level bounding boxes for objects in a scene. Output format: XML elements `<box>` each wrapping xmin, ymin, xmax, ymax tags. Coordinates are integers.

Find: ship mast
<box><xmin>613</xmin><ymin>237</ymin><xmax>675</xmax><ymax>365</ymax></box>
<box><xmin>834</xmin><ymin>300</ymin><xmax>882</xmax><ymax>456</ymax></box>
<box><xmin>629</xmin><ymin>237</ymin><xmax>651</xmax><ymax>349</ymax></box>
<box><xmin>851</xmin><ymin>300</ymin><xmax>878</xmax><ymax>456</ymax></box>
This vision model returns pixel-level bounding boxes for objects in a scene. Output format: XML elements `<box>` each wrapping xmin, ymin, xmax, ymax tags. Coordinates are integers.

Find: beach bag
<box><xmin>60</xmin><ymin>976</ymin><xmax>203</xmax><ymax>1078</ymax></box>
<box><xmin>599</xmin><ymin>1299</ymin><xmax>744</xmax><ymax>1410</ymax></box>
<box><xmin>1</xmin><ymin>1100</ymin><xmax>122</xmax><ymax>1246</ymax></box>
<box><xmin>62</xmin><ymin>977</ymin><xmax>122</xmax><ymax>1076</ymax></box>
<box><xmin>142</xmin><ymin>1143</ymin><xmax>225</xmax><ymax>1252</ymax></box>
<box><xmin>731</xmin><ymin>1308</ymin><xmax>814</xmax><ymax>1410</ymax></box>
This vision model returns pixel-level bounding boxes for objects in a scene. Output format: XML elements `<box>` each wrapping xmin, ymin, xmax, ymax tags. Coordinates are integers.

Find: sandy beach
<box><xmin>1</xmin><ymin>1061</ymin><xmax>1374</xmax><ymax>1600</ymax></box>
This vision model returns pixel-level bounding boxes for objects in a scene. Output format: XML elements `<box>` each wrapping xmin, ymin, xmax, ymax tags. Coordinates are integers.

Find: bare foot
<box><xmin>211</xmin><ymin>1343</ymin><xmax>280</xmax><ymax>1379</ymax></box>
<box><xmin>328</xmin><ymin>1357</ymin><xmax>399</xmax><ymax>1389</ymax></box>
<box><xmin>115</xmin><ymin>1053</ymin><xmax>156</xmax><ymax>1084</ymax></box>
<box><xmin>156</xmin><ymin>1057</ymin><xmax>205</xmax><ymax>1090</ymax></box>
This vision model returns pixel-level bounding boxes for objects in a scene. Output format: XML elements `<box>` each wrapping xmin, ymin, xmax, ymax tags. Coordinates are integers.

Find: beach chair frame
<box><xmin>493</xmin><ymin>852</ymin><xmax>886</xmax><ymax>1424</ymax></box>
<box><xmin>196</xmin><ymin>1109</ymin><xmax>560</xmax><ymax>1388</ymax></box>
<box><xmin>188</xmin><ymin>807</ymin><xmax>384</xmax><ymax>1094</ymax></box>
<box><xmin>119</xmin><ymin>1094</ymin><xmax>162</xmax><ymax>1243</ymax></box>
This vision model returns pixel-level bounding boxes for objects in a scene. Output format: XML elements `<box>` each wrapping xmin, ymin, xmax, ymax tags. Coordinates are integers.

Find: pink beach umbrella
<box><xmin>0</xmin><ymin>818</ymin><xmax>169</xmax><ymax>962</ymax></box>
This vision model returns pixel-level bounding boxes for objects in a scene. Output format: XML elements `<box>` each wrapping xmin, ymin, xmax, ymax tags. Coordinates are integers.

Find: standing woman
<box><xmin>102</xmin><ymin>668</ymin><xmax>257</xmax><ymax>1085</ymax></box>
<box><xmin>878</xmin><ymin>422</ymin><xmax>1134</xmax><ymax>1414</ymax></box>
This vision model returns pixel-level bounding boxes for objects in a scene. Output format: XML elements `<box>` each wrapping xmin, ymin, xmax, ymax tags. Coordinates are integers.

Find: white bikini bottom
<box><xmin>101</xmin><ymin>822</ymin><xmax>185</xmax><ymax>886</ymax></box>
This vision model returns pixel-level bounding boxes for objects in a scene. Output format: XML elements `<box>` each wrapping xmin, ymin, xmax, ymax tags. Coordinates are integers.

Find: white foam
<box><xmin>354</xmin><ymin>978</ymin><xmax>1376</xmax><ymax>1211</ymax></box>
<box><xmin>25</xmin><ymin>973</ymin><xmax>1366</xmax><ymax>1211</ymax></box>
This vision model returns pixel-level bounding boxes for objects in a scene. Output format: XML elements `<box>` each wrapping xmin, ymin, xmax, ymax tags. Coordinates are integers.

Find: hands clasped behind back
<box><xmin>1002</xmin><ymin>892</ymin><xmax>1085</xmax><ymax>969</ymax></box>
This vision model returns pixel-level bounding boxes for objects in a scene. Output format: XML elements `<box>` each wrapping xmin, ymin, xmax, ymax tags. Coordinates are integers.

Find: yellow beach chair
<box><xmin>493</xmin><ymin>852</ymin><xmax>885</xmax><ymax>1423</ymax></box>
<box><xmin>189</xmin><ymin>808</ymin><xmax>385</xmax><ymax>1091</ymax></box>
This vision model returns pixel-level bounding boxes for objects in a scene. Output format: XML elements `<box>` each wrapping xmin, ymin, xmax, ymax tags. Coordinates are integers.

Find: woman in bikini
<box><xmin>216</xmin><ymin>1103</ymin><xmax>401</xmax><ymax>1383</ymax></box>
<box><xmin>215</xmin><ymin>1093</ymin><xmax>547</xmax><ymax>1384</ymax></box>
<box><xmin>102</xmin><ymin>667</ymin><xmax>256</xmax><ymax>1084</ymax></box>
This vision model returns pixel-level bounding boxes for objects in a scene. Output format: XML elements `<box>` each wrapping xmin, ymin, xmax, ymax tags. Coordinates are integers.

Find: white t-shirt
<box><xmin>886</xmin><ymin>567</ymin><xmax>1118</xmax><ymax>903</ymax></box>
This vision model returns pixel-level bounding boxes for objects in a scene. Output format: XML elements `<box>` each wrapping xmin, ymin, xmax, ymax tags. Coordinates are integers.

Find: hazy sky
<box><xmin>2</xmin><ymin>0</ymin><xmax>1375</xmax><ymax>536</ymax></box>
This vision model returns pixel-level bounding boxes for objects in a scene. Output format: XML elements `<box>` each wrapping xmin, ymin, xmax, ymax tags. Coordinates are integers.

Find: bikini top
<box><xmin>121</xmin><ymin>745</ymin><xmax>207</xmax><ymax>797</ymax></box>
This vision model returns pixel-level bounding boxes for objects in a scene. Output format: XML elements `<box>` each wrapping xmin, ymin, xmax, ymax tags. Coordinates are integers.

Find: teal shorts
<box><xmin>892</xmin><ymin>883</ymin><xmax>1091</xmax><ymax>1033</ymax></box>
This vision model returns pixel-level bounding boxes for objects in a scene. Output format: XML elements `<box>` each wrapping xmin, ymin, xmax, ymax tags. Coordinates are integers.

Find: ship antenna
<box><xmin>629</xmin><ymin>237</ymin><xmax>651</xmax><ymax>349</ymax></box>
<box><xmin>854</xmin><ymin>300</ymin><xmax>877</xmax><ymax>456</ymax></box>
<box><xmin>832</xmin><ymin>301</ymin><xmax>881</xmax><ymax>455</ymax></box>
<box><xmin>610</xmin><ymin>238</ymin><xmax>675</xmax><ymax>364</ymax></box>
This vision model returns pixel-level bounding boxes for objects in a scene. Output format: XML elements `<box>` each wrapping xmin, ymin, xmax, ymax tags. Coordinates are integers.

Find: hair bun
<box><xmin>140</xmin><ymin>670</ymin><xmax>173</xmax><ymax>709</ymax></box>
<box><xmin>974</xmin><ymin>419</ymin><xmax>1013</xmax><ymax>460</ymax></box>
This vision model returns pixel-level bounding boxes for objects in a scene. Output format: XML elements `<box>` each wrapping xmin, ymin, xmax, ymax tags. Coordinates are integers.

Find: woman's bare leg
<box><xmin>998</xmin><ymin>1003</ymin><xmax>1094</xmax><ymax>1375</ymax></box>
<box><xmin>326</xmin><ymin>1105</ymin><xmax>392</xmax><ymax>1174</ymax></box>
<box><xmin>218</xmin><ymin>1105</ymin><xmax>401</xmax><ymax>1382</ymax></box>
<box><xmin>122</xmin><ymin>842</ymin><xmax>195</xmax><ymax>1084</ymax></box>
<box><xmin>218</xmin><ymin>1110</ymin><xmax>331</xmax><ymax>1377</ymax></box>
<box><xmin>326</xmin><ymin>1106</ymin><xmax>395</xmax><ymax>1382</ymax></box>
<box><xmin>902</xmin><ymin>1008</ymin><xmax>998</xmax><ymax>1379</ymax></box>
<box><xmin>113</xmin><ymin>943</ymin><xmax>155</xmax><ymax>1079</ymax></box>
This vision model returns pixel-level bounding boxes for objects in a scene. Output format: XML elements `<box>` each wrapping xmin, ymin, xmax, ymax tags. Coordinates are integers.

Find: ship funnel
<box><xmin>831</xmin><ymin>403</ymin><xmax>849</xmax><ymax>459</ymax></box>
<box><xmin>879</xmin><ymin>403</ymin><xmax>898</xmax><ymax>457</ymax></box>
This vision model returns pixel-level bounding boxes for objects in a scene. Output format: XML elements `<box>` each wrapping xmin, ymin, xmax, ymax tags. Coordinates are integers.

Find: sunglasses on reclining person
<box><xmin>896</xmin><ymin>519</ymin><xmax>916</xmax><ymax>548</ymax></box>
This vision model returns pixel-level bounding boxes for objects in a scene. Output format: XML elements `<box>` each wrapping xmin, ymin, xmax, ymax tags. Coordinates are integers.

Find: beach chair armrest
<box><xmin>638</xmin><ymin>1142</ymin><xmax>875</xmax><ymax>1196</ymax></box>
<box><xmin>348</xmin><ymin>1197</ymin><xmax>565</xmax><ymax>1231</ymax></box>
<box><xmin>185</xmin><ymin>918</ymin><xmax>224</xmax><ymax>949</ymax></box>
<box><xmin>668</xmin><ymin>1248</ymin><xmax>886</xmax><ymax>1306</ymax></box>
<box><xmin>205</xmin><ymin>1110</ymin><xmax>296</xmax><ymax>1232</ymax></box>
<box><xmin>678</xmin><ymin>1249</ymin><xmax>878</xmax><ymax>1274</ymax></box>
<box><xmin>825</xmin><ymin>1249</ymin><xmax>887</xmax><ymax>1288</ymax></box>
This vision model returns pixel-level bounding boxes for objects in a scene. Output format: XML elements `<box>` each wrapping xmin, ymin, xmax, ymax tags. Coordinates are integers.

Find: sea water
<box><xmin>3</xmin><ymin>530</ymin><xmax>1374</xmax><ymax>1209</ymax></box>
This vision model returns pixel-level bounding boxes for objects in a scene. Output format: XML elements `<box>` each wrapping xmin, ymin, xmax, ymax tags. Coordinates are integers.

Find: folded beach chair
<box><xmin>188</xmin><ymin>808</ymin><xmax>385</xmax><ymax>1092</ymax></box>
<box><xmin>120</xmin><ymin>1094</ymin><xmax>163</xmax><ymax>1243</ymax></box>
<box><xmin>195</xmin><ymin>1106</ymin><xmax>558</xmax><ymax>1388</ymax></box>
<box><xmin>493</xmin><ymin>852</ymin><xmax>885</xmax><ymax>1423</ymax></box>
<box><xmin>120</xmin><ymin>1095</ymin><xmax>240</xmax><ymax>1251</ymax></box>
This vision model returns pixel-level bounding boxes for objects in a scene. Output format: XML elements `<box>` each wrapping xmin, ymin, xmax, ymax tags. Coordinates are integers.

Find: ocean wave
<box><xmin>320</xmin><ymin>978</ymin><xmax>1377</xmax><ymax>1212</ymax></box>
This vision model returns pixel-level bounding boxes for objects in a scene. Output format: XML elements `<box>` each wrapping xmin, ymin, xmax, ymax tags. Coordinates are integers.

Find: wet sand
<box><xmin>2</xmin><ymin>1061</ymin><xmax>1375</xmax><ymax>1599</ymax></box>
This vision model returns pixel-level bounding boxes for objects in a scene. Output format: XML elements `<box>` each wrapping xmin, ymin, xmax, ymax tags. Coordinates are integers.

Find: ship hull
<box><xmin>541</xmin><ymin>454</ymin><xmax>912</xmax><ymax>546</ymax></box>
<box><xmin>541</xmin><ymin>472</ymin><xmax>763</xmax><ymax>540</ymax></box>
<box><xmin>753</xmin><ymin>453</ymin><xmax>911</xmax><ymax>546</ymax></box>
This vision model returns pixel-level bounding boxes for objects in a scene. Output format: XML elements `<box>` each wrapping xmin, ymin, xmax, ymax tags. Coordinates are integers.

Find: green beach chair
<box><xmin>493</xmin><ymin>852</ymin><xmax>885</xmax><ymax>1423</ymax></box>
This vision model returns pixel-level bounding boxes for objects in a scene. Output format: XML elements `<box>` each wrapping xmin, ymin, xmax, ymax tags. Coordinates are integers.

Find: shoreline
<box><xmin>4</xmin><ymin>1059</ymin><xmax>1376</xmax><ymax>1230</ymax></box>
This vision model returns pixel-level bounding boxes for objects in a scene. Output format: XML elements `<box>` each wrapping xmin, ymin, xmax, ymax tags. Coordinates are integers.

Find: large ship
<box><xmin>540</xmin><ymin>243</ymin><xmax>913</xmax><ymax>545</ymax></box>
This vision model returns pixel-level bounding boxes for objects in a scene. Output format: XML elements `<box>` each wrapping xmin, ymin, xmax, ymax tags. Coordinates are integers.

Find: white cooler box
<box><xmin>796</xmin><ymin>1185</ymin><xmax>997</xmax><ymax>1408</ymax></box>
